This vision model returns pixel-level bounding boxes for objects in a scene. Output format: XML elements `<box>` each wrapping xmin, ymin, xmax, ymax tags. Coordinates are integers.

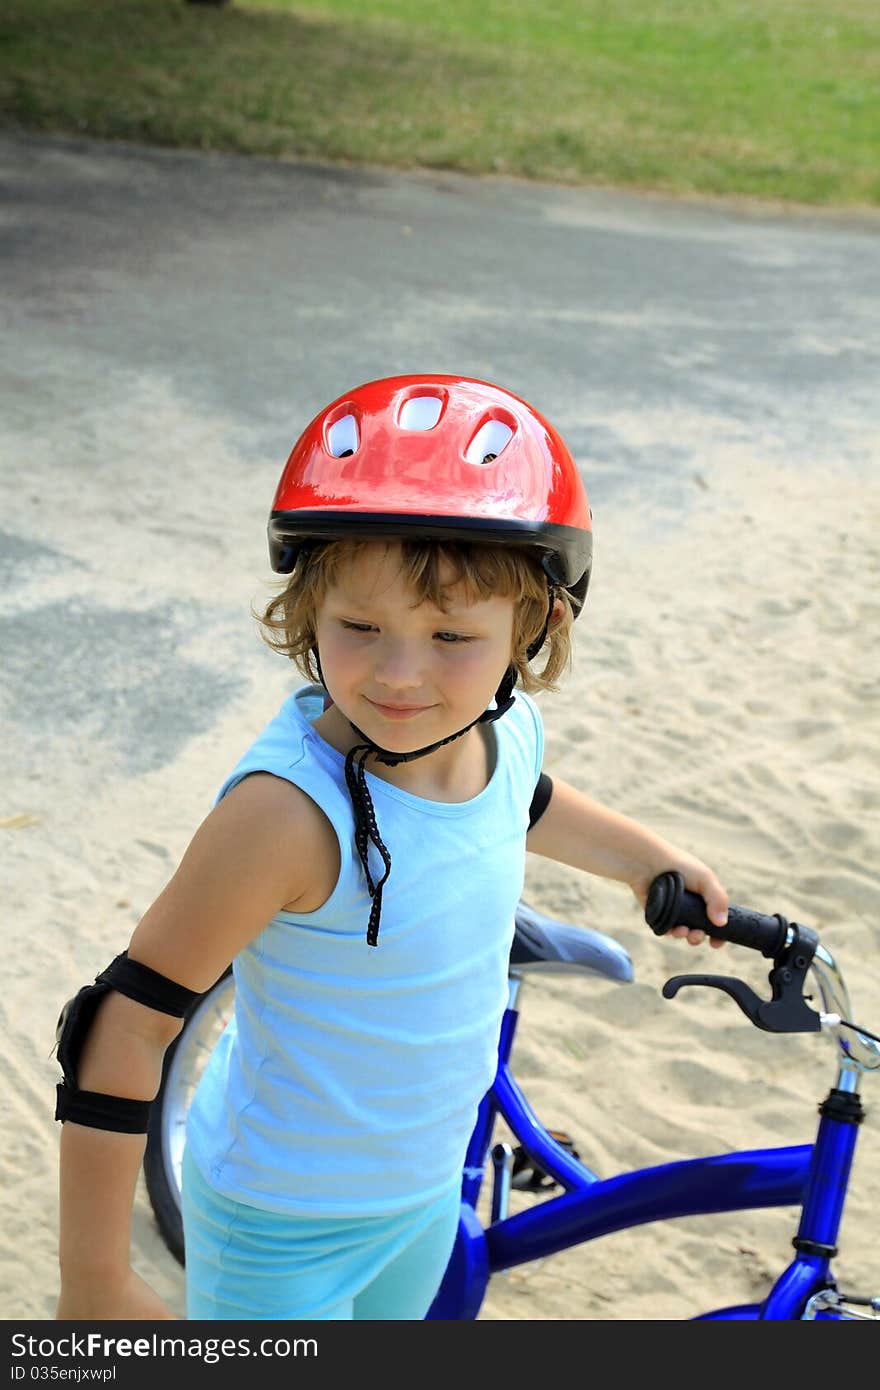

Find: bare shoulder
<box><xmin>217</xmin><ymin>770</ymin><xmax>336</xmax><ymax>850</ymax></box>
<box><xmin>128</xmin><ymin>772</ymin><xmax>340</xmax><ymax>992</ymax></box>
<box><xmin>220</xmin><ymin>773</ymin><xmax>341</xmax><ymax>913</ymax></box>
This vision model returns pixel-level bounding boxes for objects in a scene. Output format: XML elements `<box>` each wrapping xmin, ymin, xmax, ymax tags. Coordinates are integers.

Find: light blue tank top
<box><xmin>186</xmin><ymin>684</ymin><xmax>543</xmax><ymax>1216</ymax></box>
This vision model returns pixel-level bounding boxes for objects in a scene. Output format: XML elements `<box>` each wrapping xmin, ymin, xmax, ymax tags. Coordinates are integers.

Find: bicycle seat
<box><xmin>511</xmin><ymin>901</ymin><xmax>633</xmax><ymax>983</ymax></box>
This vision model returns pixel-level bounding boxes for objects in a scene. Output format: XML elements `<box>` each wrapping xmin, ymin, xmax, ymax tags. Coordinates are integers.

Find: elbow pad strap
<box><xmin>54</xmin><ymin>951</ymin><xmax>202</xmax><ymax>1133</ymax></box>
<box><xmin>54</xmin><ymin>1084</ymin><xmax>152</xmax><ymax>1134</ymax></box>
<box><xmin>93</xmin><ymin>951</ymin><xmax>200</xmax><ymax>1017</ymax></box>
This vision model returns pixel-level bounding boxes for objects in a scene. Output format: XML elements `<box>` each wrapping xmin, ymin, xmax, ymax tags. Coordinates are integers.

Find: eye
<box><xmin>434</xmin><ymin>631</ymin><xmax>473</xmax><ymax>644</ymax></box>
<box><xmin>340</xmin><ymin>620</ymin><xmax>375</xmax><ymax>633</ymax></box>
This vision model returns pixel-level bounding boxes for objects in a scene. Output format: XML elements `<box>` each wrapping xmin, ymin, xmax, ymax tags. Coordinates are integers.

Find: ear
<box><xmin>548</xmin><ymin>595</ymin><xmax>566</xmax><ymax>630</ymax></box>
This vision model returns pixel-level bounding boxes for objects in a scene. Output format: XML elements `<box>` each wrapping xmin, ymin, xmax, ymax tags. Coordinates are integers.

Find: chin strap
<box><xmin>343</xmin><ymin>743</ymin><xmax>392</xmax><ymax>948</ymax></box>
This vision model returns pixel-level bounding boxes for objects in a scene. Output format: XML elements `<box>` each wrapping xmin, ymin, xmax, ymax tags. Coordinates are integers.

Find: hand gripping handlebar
<box><xmin>646</xmin><ymin>870</ymin><xmax>790</xmax><ymax>956</ymax></box>
<box><xmin>644</xmin><ymin>871</ymin><xmax>822</xmax><ymax>1034</ymax></box>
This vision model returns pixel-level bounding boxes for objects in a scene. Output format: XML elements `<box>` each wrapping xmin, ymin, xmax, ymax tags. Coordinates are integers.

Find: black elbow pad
<box><xmin>54</xmin><ymin>952</ymin><xmax>202</xmax><ymax>1133</ymax></box>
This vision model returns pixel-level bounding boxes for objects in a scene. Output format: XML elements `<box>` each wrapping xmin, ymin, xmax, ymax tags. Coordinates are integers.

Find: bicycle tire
<box><xmin>143</xmin><ymin>967</ymin><xmax>235</xmax><ymax>1266</ymax></box>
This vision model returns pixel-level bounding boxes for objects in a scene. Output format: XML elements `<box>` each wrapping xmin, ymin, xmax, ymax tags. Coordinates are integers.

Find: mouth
<box><xmin>365</xmin><ymin>698</ymin><xmax>434</xmax><ymax>721</ymax></box>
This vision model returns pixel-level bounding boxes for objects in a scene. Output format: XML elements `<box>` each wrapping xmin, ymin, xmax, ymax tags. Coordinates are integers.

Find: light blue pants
<box><xmin>181</xmin><ymin>1148</ymin><xmax>461</xmax><ymax>1320</ymax></box>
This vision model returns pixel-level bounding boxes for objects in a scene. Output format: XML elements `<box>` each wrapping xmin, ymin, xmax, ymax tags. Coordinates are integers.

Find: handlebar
<box><xmin>645</xmin><ymin>871</ymin><xmax>880</xmax><ymax>1075</ymax></box>
<box><xmin>645</xmin><ymin>872</ymin><xmax>788</xmax><ymax>956</ymax></box>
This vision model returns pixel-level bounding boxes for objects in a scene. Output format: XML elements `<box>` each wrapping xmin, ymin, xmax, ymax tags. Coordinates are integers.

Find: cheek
<box><xmin>316</xmin><ymin>624</ymin><xmax>359</xmax><ymax>673</ymax></box>
<box><xmin>446</xmin><ymin>641</ymin><xmax>512</xmax><ymax>691</ymax></box>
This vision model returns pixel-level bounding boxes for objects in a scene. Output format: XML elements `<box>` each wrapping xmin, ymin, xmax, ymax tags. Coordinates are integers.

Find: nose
<box><xmin>372</xmin><ymin>635</ymin><xmax>426</xmax><ymax>692</ymax></box>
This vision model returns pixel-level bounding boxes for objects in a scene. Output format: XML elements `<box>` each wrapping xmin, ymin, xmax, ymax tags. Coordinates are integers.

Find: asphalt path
<box><xmin>2</xmin><ymin>129</ymin><xmax>879</xmax><ymax>780</ymax></box>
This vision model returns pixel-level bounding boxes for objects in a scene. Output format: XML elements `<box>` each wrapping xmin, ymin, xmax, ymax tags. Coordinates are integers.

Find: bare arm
<box><xmin>526</xmin><ymin>776</ymin><xmax>728</xmax><ymax>947</ymax></box>
<box><xmin>56</xmin><ymin>773</ymin><xmax>337</xmax><ymax>1318</ymax></box>
<box><xmin>57</xmin><ymin>999</ymin><xmax>183</xmax><ymax>1319</ymax></box>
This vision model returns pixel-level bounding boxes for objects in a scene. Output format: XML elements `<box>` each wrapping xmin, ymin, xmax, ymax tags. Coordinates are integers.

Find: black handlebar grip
<box><xmin>645</xmin><ymin>871</ymin><xmax>789</xmax><ymax>959</ymax></box>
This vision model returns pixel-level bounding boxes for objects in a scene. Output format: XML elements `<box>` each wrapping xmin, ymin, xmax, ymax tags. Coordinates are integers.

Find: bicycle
<box><xmin>144</xmin><ymin>871</ymin><xmax>880</xmax><ymax>1319</ymax></box>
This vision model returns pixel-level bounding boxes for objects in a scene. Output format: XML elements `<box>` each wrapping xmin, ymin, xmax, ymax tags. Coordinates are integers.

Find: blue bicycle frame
<box><xmin>426</xmin><ymin>988</ymin><xmax>865</xmax><ymax>1320</ymax></box>
<box><xmin>145</xmin><ymin>892</ymin><xmax>876</xmax><ymax>1317</ymax></box>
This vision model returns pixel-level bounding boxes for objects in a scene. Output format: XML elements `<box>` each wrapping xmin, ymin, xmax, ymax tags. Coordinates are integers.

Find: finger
<box><xmin>706</xmin><ymin>889</ymin><xmax>729</xmax><ymax>929</ymax></box>
<box><xmin>687</xmin><ymin>871</ymin><xmax>728</xmax><ymax>930</ymax></box>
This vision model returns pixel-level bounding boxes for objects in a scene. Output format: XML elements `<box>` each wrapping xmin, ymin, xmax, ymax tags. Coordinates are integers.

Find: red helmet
<box><xmin>269</xmin><ymin>374</ymin><xmax>592</xmax><ymax>613</ymax></box>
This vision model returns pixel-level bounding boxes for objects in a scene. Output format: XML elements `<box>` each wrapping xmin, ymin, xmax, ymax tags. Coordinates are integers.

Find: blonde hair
<box><xmin>256</xmin><ymin>537</ymin><xmax>574</xmax><ymax>693</ymax></box>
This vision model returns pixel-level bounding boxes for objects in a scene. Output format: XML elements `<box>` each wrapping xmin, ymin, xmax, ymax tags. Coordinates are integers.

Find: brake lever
<box><xmin>662</xmin><ymin>923</ymin><xmax>822</xmax><ymax>1034</ymax></box>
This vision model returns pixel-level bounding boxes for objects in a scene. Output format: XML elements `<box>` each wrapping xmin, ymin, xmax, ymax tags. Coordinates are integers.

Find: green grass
<box><xmin>2</xmin><ymin>0</ymin><xmax>879</xmax><ymax>205</ymax></box>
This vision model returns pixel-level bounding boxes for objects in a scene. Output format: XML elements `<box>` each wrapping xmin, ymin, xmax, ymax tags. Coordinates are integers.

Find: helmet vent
<box><xmin>465</xmin><ymin>418</ymin><xmax>514</xmax><ymax>466</ymax></box>
<box><xmin>327</xmin><ymin>413</ymin><xmax>359</xmax><ymax>458</ymax></box>
<box><xmin>399</xmin><ymin>395</ymin><xmax>444</xmax><ymax>431</ymax></box>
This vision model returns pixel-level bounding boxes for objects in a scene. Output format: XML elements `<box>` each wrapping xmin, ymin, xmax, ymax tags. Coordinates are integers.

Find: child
<box><xmin>55</xmin><ymin>375</ymin><xmax>728</xmax><ymax>1321</ymax></box>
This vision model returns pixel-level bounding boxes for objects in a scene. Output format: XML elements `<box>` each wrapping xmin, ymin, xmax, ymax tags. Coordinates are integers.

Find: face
<box><xmin>313</xmin><ymin>542</ymin><xmax>517</xmax><ymax>755</ymax></box>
